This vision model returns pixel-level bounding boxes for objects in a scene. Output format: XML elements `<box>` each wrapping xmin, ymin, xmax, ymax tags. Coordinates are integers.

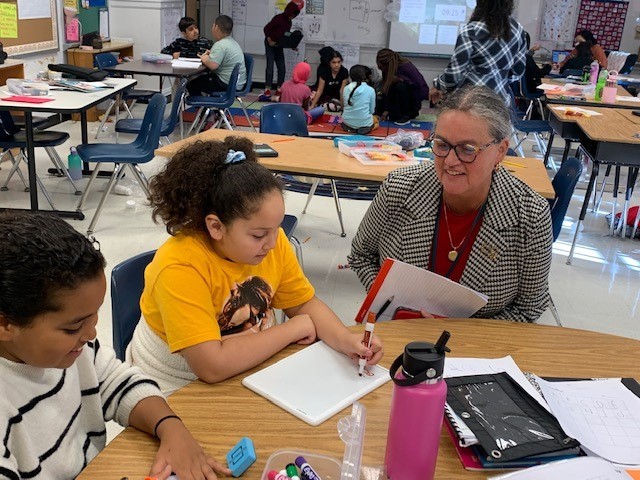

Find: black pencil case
<box><xmin>445</xmin><ymin>372</ymin><xmax>579</xmax><ymax>463</ymax></box>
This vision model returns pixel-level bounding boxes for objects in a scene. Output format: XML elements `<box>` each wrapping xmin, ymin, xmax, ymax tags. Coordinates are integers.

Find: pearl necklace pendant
<box><xmin>448</xmin><ymin>250</ymin><xmax>458</xmax><ymax>262</ymax></box>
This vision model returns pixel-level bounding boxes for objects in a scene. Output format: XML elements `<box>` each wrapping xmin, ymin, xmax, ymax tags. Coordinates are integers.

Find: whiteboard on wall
<box><xmin>162</xmin><ymin>7</ymin><xmax>185</xmax><ymax>48</ymax></box>
<box><xmin>221</xmin><ymin>0</ymin><xmax>389</xmax><ymax>49</ymax></box>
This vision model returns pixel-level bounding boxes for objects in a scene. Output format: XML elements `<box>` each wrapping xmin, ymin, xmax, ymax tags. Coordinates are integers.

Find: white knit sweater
<box><xmin>0</xmin><ymin>339</ymin><xmax>164</xmax><ymax>480</ymax></box>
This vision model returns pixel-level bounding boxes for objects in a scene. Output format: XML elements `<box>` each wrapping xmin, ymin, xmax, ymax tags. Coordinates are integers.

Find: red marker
<box><xmin>358</xmin><ymin>311</ymin><xmax>377</xmax><ymax>376</ymax></box>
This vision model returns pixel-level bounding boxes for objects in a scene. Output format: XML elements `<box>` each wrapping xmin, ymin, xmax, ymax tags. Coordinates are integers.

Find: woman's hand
<box><xmin>342</xmin><ymin>332</ymin><xmax>384</xmax><ymax>366</ymax></box>
<box><xmin>286</xmin><ymin>314</ymin><xmax>317</xmax><ymax>345</ymax></box>
<box><xmin>380</xmin><ymin>110</ymin><xmax>389</xmax><ymax>121</ymax></box>
<box><xmin>267</xmin><ymin>37</ymin><xmax>276</xmax><ymax>47</ymax></box>
<box><xmin>150</xmin><ymin>420</ymin><xmax>231</xmax><ymax>480</ymax></box>
<box><xmin>429</xmin><ymin>88</ymin><xmax>444</xmax><ymax>104</ymax></box>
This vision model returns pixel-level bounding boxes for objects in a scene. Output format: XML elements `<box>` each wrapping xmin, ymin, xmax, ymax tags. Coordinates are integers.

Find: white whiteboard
<box><xmin>221</xmin><ymin>0</ymin><xmax>389</xmax><ymax>48</ymax></box>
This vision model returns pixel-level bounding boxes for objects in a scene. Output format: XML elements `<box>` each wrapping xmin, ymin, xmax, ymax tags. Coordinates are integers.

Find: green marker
<box><xmin>286</xmin><ymin>463</ymin><xmax>301</xmax><ymax>480</ymax></box>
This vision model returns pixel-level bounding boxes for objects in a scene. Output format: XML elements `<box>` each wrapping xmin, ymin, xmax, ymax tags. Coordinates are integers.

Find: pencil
<box><xmin>503</xmin><ymin>160</ymin><xmax>527</xmax><ymax>168</ymax></box>
<box><xmin>271</xmin><ymin>138</ymin><xmax>296</xmax><ymax>143</ymax></box>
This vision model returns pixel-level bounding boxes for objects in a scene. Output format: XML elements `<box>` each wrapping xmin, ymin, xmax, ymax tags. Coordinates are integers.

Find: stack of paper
<box><xmin>171</xmin><ymin>58</ymin><xmax>202</xmax><ymax>69</ymax></box>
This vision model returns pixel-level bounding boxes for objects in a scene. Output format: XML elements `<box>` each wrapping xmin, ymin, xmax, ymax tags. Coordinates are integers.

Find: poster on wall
<box><xmin>17</xmin><ymin>0</ymin><xmax>50</xmax><ymax>19</ymax></box>
<box><xmin>162</xmin><ymin>8</ymin><xmax>184</xmax><ymax>48</ymax></box>
<box><xmin>539</xmin><ymin>0</ymin><xmax>579</xmax><ymax>42</ymax></box>
<box><xmin>575</xmin><ymin>0</ymin><xmax>628</xmax><ymax>51</ymax></box>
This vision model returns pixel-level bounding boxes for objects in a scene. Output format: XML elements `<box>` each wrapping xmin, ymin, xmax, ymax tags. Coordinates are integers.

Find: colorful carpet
<box><xmin>182</xmin><ymin>100</ymin><xmax>434</xmax><ymax>138</ymax></box>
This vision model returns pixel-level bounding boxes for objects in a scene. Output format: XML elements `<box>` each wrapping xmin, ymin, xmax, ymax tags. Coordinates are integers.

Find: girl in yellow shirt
<box><xmin>129</xmin><ymin>136</ymin><xmax>384</xmax><ymax>393</ymax></box>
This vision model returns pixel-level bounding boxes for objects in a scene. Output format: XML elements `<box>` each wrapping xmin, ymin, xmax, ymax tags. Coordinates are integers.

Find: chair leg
<box><xmin>186</xmin><ymin>107</ymin><xmax>205</xmax><ymax>137</ymax></box>
<box><xmin>95</xmin><ymin>99</ymin><xmax>116</xmax><ymax>139</ymax></box>
<box><xmin>86</xmin><ymin>164</ymin><xmax>123</xmax><ymax>235</ymax></box>
<box><xmin>302</xmin><ymin>179</ymin><xmax>321</xmax><ymax>214</ymax></box>
<box><xmin>535</xmin><ymin>133</ymin><xmax>556</xmax><ymax>172</ymax></box>
<box><xmin>329</xmin><ymin>179</ymin><xmax>346</xmax><ymax>237</ymax></box>
<box><xmin>75</xmin><ymin>163</ymin><xmax>102</xmax><ymax>212</ymax></box>
<box><xmin>237</xmin><ymin>97</ymin><xmax>257</xmax><ymax>132</ymax></box>
<box><xmin>289</xmin><ymin>236</ymin><xmax>304</xmax><ymax>270</ymax></box>
<box><xmin>45</xmin><ymin>147</ymin><xmax>82</xmax><ymax>195</ymax></box>
<box><xmin>219</xmin><ymin>110</ymin><xmax>234</xmax><ymax>130</ymax></box>
<box><xmin>548</xmin><ymin>295</ymin><xmax>562</xmax><ymax>327</ymax></box>
<box><xmin>34</xmin><ymin>172</ymin><xmax>56</xmax><ymax>210</ymax></box>
<box><xmin>128</xmin><ymin>164</ymin><xmax>151</xmax><ymax>198</ymax></box>
<box><xmin>1</xmin><ymin>151</ymin><xmax>28</xmax><ymax>191</ymax></box>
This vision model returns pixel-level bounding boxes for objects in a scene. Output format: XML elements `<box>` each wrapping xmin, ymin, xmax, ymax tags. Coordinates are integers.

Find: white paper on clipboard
<box><xmin>242</xmin><ymin>341</ymin><xmax>390</xmax><ymax>426</ymax></box>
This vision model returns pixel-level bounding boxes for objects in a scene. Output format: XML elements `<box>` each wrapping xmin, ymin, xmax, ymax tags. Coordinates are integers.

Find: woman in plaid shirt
<box><xmin>429</xmin><ymin>0</ymin><xmax>527</xmax><ymax>107</ymax></box>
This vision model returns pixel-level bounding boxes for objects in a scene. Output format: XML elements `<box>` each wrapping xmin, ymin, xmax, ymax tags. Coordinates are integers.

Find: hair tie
<box><xmin>225</xmin><ymin>149</ymin><xmax>246</xmax><ymax>164</ymax></box>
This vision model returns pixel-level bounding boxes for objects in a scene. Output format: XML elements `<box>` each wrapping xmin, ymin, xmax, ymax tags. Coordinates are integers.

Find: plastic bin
<box><xmin>262</xmin><ymin>449</ymin><xmax>341</xmax><ymax>479</ymax></box>
<box><xmin>338</xmin><ymin>140</ymin><xmax>402</xmax><ymax>157</ymax></box>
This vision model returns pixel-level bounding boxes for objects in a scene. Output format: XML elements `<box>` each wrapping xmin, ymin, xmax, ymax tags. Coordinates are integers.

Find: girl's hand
<box><xmin>286</xmin><ymin>314</ymin><xmax>317</xmax><ymax>345</ymax></box>
<box><xmin>380</xmin><ymin>110</ymin><xmax>389</xmax><ymax>121</ymax></box>
<box><xmin>150</xmin><ymin>421</ymin><xmax>231</xmax><ymax>480</ymax></box>
<box><xmin>342</xmin><ymin>332</ymin><xmax>384</xmax><ymax>366</ymax></box>
<box><xmin>429</xmin><ymin>88</ymin><xmax>444</xmax><ymax>104</ymax></box>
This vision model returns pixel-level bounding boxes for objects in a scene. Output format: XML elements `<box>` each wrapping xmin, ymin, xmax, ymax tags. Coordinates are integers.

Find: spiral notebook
<box><xmin>242</xmin><ymin>341</ymin><xmax>390</xmax><ymax>426</ymax></box>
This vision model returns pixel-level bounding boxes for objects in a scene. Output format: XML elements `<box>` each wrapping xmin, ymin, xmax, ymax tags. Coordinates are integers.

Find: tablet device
<box><xmin>253</xmin><ymin>144</ymin><xmax>279</xmax><ymax>157</ymax></box>
<box><xmin>242</xmin><ymin>341</ymin><xmax>390</xmax><ymax>426</ymax></box>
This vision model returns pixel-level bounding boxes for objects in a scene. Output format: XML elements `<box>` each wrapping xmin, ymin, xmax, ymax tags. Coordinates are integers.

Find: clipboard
<box><xmin>242</xmin><ymin>341</ymin><xmax>390</xmax><ymax>426</ymax></box>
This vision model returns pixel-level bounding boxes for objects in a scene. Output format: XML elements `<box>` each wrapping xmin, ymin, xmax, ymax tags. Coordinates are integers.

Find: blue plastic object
<box><xmin>227</xmin><ymin>437</ymin><xmax>256</xmax><ymax>477</ymax></box>
<box><xmin>259</xmin><ymin>103</ymin><xmax>309</xmax><ymax>137</ymax></box>
<box><xmin>332</xmin><ymin>134</ymin><xmax>371</xmax><ymax>147</ymax></box>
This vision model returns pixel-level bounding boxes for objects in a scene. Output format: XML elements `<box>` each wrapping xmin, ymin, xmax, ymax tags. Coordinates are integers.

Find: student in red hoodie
<box><xmin>279</xmin><ymin>62</ymin><xmax>325</xmax><ymax>124</ymax></box>
<box><xmin>263</xmin><ymin>2</ymin><xmax>300</xmax><ymax>95</ymax></box>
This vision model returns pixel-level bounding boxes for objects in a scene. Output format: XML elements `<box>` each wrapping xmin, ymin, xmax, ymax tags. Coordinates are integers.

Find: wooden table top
<box><xmin>67</xmin><ymin>41</ymin><xmax>134</xmax><ymax>54</ymax></box>
<box><xmin>155</xmin><ymin>130</ymin><xmax>555</xmax><ymax>198</ymax></box>
<box><xmin>544</xmin><ymin>82</ymin><xmax>640</xmax><ymax>109</ymax></box>
<box><xmin>547</xmin><ymin>106</ymin><xmax>640</xmax><ymax>145</ymax></box>
<box><xmin>104</xmin><ymin>58</ymin><xmax>208</xmax><ymax>79</ymax></box>
<box><xmin>78</xmin><ymin>318</ymin><xmax>640</xmax><ymax>480</ymax></box>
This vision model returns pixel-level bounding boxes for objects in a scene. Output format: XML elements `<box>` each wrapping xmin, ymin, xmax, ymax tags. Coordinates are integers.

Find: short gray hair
<box><xmin>435</xmin><ymin>86</ymin><xmax>512</xmax><ymax>141</ymax></box>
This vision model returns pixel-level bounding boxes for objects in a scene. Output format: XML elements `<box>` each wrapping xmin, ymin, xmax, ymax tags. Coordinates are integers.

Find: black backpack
<box><xmin>47</xmin><ymin>63</ymin><xmax>109</xmax><ymax>81</ymax></box>
<box><xmin>0</xmin><ymin>42</ymin><xmax>7</xmax><ymax>65</ymax></box>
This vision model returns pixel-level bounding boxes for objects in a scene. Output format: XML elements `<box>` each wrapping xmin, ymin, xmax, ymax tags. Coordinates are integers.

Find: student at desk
<box><xmin>187</xmin><ymin>15</ymin><xmax>247</xmax><ymax>96</ymax></box>
<box><xmin>0</xmin><ymin>213</ymin><xmax>230</xmax><ymax>480</ymax></box>
<box><xmin>161</xmin><ymin>16</ymin><xmax>213</xmax><ymax>59</ymax></box>
<box><xmin>349</xmin><ymin>86</ymin><xmax>553</xmax><ymax>323</ymax></box>
<box><xmin>129</xmin><ymin>137</ymin><xmax>383</xmax><ymax>394</ymax></box>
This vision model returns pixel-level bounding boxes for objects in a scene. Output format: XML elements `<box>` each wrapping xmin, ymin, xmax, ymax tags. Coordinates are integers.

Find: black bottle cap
<box><xmin>402</xmin><ymin>331</ymin><xmax>451</xmax><ymax>380</ymax></box>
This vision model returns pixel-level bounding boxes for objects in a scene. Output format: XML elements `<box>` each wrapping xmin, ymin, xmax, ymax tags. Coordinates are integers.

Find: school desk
<box><xmin>66</xmin><ymin>42</ymin><xmax>136</xmax><ymax>121</ymax></box>
<box><xmin>76</xmin><ymin>318</ymin><xmax>640</xmax><ymax>480</ymax></box>
<box><xmin>565</xmin><ymin>108</ymin><xmax>640</xmax><ymax>263</ymax></box>
<box><xmin>154</xmin><ymin>129</ymin><xmax>555</xmax><ymax>199</ymax></box>
<box><xmin>0</xmin><ymin>77</ymin><xmax>136</xmax><ymax>218</ymax></box>
<box><xmin>544</xmin><ymin>82</ymin><xmax>639</xmax><ymax>110</ymax></box>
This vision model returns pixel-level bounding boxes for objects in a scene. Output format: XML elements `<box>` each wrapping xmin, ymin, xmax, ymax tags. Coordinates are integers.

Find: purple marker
<box><xmin>294</xmin><ymin>456</ymin><xmax>322</xmax><ymax>480</ymax></box>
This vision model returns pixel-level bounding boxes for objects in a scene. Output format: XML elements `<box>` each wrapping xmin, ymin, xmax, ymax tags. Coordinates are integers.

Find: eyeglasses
<box><xmin>429</xmin><ymin>136</ymin><xmax>500</xmax><ymax>163</ymax></box>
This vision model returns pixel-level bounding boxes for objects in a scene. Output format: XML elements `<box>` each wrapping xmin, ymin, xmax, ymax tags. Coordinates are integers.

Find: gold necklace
<box><xmin>441</xmin><ymin>199</ymin><xmax>485</xmax><ymax>262</ymax></box>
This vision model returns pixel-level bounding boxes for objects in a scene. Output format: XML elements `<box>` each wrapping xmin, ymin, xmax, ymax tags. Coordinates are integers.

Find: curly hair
<box><xmin>0</xmin><ymin>212</ymin><xmax>106</xmax><ymax>327</ymax></box>
<box><xmin>149</xmin><ymin>136</ymin><xmax>283</xmax><ymax>235</ymax></box>
<box><xmin>470</xmin><ymin>0</ymin><xmax>515</xmax><ymax>40</ymax></box>
<box><xmin>376</xmin><ymin>48</ymin><xmax>409</xmax><ymax>94</ymax></box>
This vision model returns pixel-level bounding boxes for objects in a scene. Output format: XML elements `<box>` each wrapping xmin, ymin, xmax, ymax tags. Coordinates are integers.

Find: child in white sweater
<box><xmin>0</xmin><ymin>212</ymin><xmax>231</xmax><ymax>480</ymax></box>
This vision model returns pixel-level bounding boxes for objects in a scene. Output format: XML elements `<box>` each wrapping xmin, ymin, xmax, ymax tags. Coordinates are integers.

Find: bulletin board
<box><xmin>1</xmin><ymin>0</ymin><xmax>59</xmax><ymax>55</ymax></box>
<box><xmin>575</xmin><ymin>0</ymin><xmax>628</xmax><ymax>51</ymax></box>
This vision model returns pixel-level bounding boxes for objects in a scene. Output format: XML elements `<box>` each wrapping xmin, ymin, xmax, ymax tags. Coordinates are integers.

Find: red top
<box><xmin>431</xmin><ymin>201</ymin><xmax>484</xmax><ymax>283</ymax></box>
<box><xmin>264</xmin><ymin>3</ymin><xmax>299</xmax><ymax>41</ymax></box>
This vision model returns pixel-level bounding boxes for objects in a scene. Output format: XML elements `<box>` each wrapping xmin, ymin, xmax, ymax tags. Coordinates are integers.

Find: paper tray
<box><xmin>351</xmin><ymin>149</ymin><xmax>418</xmax><ymax>166</ymax></box>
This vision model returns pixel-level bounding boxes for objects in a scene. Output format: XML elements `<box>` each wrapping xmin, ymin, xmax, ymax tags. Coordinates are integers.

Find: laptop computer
<box><xmin>552</xmin><ymin>50</ymin><xmax>572</xmax><ymax>64</ymax></box>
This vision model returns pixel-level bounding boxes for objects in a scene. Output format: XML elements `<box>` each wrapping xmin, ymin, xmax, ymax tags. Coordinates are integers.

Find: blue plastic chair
<box><xmin>620</xmin><ymin>54</ymin><xmax>638</xmax><ymax>74</ymax></box>
<box><xmin>94</xmin><ymin>52</ymin><xmax>157</xmax><ymax>139</ymax></box>
<box><xmin>260</xmin><ymin>103</ymin><xmax>346</xmax><ymax>237</ymax></box>
<box><xmin>545</xmin><ymin>156</ymin><xmax>583</xmax><ymax>326</ymax></box>
<box><xmin>236</xmin><ymin>54</ymin><xmax>256</xmax><ymax>132</ymax></box>
<box><xmin>0</xmin><ymin>111</ymin><xmax>78</xmax><ymax>205</ymax></box>
<box><xmin>185</xmin><ymin>63</ymin><xmax>240</xmax><ymax>135</ymax></box>
<box><xmin>75</xmin><ymin>93</ymin><xmax>167</xmax><ymax>235</ymax></box>
<box><xmin>509</xmin><ymin>83</ymin><xmax>554</xmax><ymax>168</ymax></box>
<box><xmin>111</xmin><ymin>250</ymin><xmax>156</xmax><ymax>361</ymax></box>
<box><xmin>115</xmin><ymin>81</ymin><xmax>186</xmax><ymax>145</ymax></box>
<box><xmin>281</xmin><ymin>213</ymin><xmax>303</xmax><ymax>268</ymax></box>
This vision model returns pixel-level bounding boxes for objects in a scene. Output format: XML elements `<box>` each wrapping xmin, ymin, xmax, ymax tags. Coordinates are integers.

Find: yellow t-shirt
<box><xmin>141</xmin><ymin>229</ymin><xmax>315</xmax><ymax>353</ymax></box>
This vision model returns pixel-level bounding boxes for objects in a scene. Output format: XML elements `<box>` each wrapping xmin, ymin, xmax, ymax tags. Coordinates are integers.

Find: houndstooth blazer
<box><xmin>348</xmin><ymin>162</ymin><xmax>553</xmax><ymax>323</ymax></box>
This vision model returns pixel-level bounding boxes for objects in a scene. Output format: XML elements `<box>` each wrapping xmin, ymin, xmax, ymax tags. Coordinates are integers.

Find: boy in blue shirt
<box><xmin>161</xmin><ymin>16</ymin><xmax>212</xmax><ymax>59</ymax></box>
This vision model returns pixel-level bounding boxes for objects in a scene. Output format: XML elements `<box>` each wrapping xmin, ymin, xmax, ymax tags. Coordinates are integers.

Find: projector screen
<box><xmin>389</xmin><ymin>0</ymin><xmax>477</xmax><ymax>57</ymax></box>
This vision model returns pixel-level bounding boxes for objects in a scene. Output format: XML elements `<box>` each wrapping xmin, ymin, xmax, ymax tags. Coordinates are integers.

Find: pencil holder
<box><xmin>601</xmin><ymin>86</ymin><xmax>617</xmax><ymax>104</ymax></box>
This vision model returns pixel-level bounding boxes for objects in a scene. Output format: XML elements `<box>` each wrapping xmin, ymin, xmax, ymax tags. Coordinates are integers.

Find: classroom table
<box><xmin>568</xmin><ymin>108</ymin><xmax>640</xmax><ymax>261</ymax></box>
<box><xmin>76</xmin><ymin>318</ymin><xmax>640</xmax><ymax>480</ymax></box>
<box><xmin>154</xmin><ymin>129</ymin><xmax>555</xmax><ymax>199</ymax></box>
<box><xmin>543</xmin><ymin>82</ymin><xmax>639</xmax><ymax>109</ymax></box>
<box><xmin>0</xmin><ymin>77</ymin><xmax>136</xmax><ymax>218</ymax></box>
<box><xmin>104</xmin><ymin>59</ymin><xmax>208</xmax><ymax>138</ymax></box>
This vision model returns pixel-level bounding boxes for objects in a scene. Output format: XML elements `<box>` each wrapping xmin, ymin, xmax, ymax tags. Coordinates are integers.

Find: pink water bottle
<box><xmin>589</xmin><ymin>60</ymin><xmax>599</xmax><ymax>85</ymax></box>
<box><xmin>385</xmin><ymin>331</ymin><xmax>450</xmax><ymax>480</ymax></box>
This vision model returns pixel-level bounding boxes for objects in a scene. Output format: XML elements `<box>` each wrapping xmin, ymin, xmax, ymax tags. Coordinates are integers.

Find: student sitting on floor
<box><xmin>128</xmin><ymin>137</ymin><xmax>384</xmax><ymax>395</ymax></box>
<box><xmin>309</xmin><ymin>46</ymin><xmax>349</xmax><ymax>112</ymax></box>
<box><xmin>0</xmin><ymin>212</ymin><xmax>231</xmax><ymax>480</ymax></box>
<box><xmin>279</xmin><ymin>62</ymin><xmax>324</xmax><ymax>124</ymax></box>
<box><xmin>187</xmin><ymin>15</ymin><xmax>247</xmax><ymax>96</ymax></box>
<box><xmin>161</xmin><ymin>16</ymin><xmax>212</xmax><ymax>59</ymax></box>
<box><xmin>341</xmin><ymin>65</ymin><xmax>379</xmax><ymax>135</ymax></box>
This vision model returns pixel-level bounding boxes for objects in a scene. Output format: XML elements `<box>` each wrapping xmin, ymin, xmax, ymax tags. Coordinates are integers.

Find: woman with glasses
<box><xmin>349</xmin><ymin>86</ymin><xmax>553</xmax><ymax>323</ymax></box>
